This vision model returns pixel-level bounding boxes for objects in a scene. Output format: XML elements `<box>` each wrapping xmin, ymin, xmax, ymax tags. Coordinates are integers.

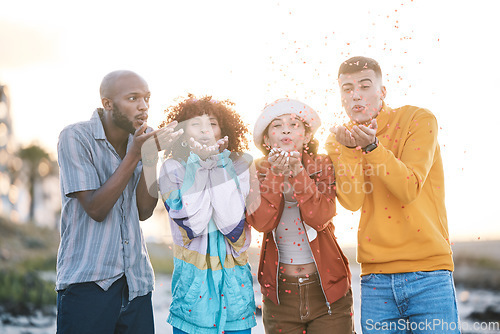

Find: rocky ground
<box><xmin>1</xmin><ymin>269</ymin><xmax>500</xmax><ymax>334</ymax></box>
<box><xmin>1</xmin><ymin>217</ymin><xmax>499</xmax><ymax>333</ymax></box>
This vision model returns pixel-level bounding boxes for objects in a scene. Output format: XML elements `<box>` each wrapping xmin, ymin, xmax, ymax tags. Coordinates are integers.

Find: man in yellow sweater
<box><xmin>326</xmin><ymin>56</ymin><xmax>460</xmax><ymax>333</ymax></box>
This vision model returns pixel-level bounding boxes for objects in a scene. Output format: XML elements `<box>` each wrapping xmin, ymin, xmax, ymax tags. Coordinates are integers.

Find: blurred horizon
<box><xmin>1</xmin><ymin>0</ymin><xmax>499</xmax><ymax>244</ymax></box>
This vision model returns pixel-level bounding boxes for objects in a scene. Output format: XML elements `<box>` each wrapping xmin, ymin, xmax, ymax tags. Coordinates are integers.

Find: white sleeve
<box><xmin>208</xmin><ymin>153</ymin><xmax>250</xmax><ymax>243</ymax></box>
<box><xmin>159</xmin><ymin>156</ymin><xmax>212</xmax><ymax>239</ymax></box>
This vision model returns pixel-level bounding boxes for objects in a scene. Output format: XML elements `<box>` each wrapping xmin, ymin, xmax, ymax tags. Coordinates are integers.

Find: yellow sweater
<box><xmin>326</xmin><ymin>103</ymin><xmax>454</xmax><ymax>276</ymax></box>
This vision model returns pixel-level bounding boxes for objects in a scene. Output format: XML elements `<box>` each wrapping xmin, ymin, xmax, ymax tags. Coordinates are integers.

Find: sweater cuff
<box><xmin>340</xmin><ymin>145</ymin><xmax>363</xmax><ymax>162</ymax></box>
<box><xmin>363</xmin><ymin>141</ymin><xmax>386</xmax><ymax>164</ymax></box>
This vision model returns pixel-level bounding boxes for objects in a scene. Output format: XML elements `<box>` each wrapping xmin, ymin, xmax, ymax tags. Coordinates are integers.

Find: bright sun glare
<box><xmin>0</xmin><ymin>0</ymin><xmax>499</xmax><ymax>244</ymax></box>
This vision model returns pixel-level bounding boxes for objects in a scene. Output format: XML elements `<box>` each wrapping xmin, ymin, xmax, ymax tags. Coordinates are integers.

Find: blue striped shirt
<box><xmin>56</xmin><ymin>109</ymin><xmax>154</xmax><ymax>300</ymax></box>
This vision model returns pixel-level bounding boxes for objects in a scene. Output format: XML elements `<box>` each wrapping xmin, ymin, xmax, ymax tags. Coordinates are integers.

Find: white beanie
<box><xmin>253</xmin><ymin>98</ymin><xmax>321</xmax><ymax>150</ymax></box>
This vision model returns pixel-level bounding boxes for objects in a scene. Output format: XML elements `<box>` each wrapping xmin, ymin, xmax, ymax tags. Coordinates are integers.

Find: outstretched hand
<box><xmin>330</xmin><ymin>119</ymin><xmax>378</xmax><ymax>149</ymax></box>
<box><xmin>190</xmin><ymin>136</ymin><xmax>229</xmax><ymax>160</ymax></box>
<box><xmin>330</xmin><ymin>125</ymin><xmax>356</xmax><ymax>148</ymax></box>
<box><xmin>154</xmin><ymin>121</ymin><xmax>184</xmax><ymax>151</ymax></box>
<box><xmin>351</xmin><ymin>119</ymin><xmax>378</xmax><ymax>148</ymax></box>
<box><xmin>140</xmin><ymin>121</ymin><xmax>183</xmax><ymax>165</ymax></box>
<box><xmin>268</xmin><ymin>148</ymin><xmax>289</xmax><ymax>175</ymax></box>
<box><xmin>268</xmin><ymin>148</ymin><xmax>303</xmax><ymax>176</ymax></box>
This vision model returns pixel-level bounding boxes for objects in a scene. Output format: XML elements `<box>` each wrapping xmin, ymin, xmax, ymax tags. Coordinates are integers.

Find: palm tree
<box><xmin>17</xmin><ymin>144</ymin><xmax>52</xmax><ymax>223</ymax></box>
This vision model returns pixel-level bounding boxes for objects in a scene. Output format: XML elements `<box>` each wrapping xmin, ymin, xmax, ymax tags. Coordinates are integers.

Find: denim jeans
<box><xmin>56</xmin><ymin>276</ymin><xmax>154</xmax><ymax>334</ymax></box>
<box><xmin>361</xmin><ymin>270</ymin><xmax>460</xmax><ymax>333</ymax></box>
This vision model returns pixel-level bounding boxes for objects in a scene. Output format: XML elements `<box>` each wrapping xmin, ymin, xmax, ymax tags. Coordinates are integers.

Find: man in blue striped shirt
<box><xmin>56</xmin><ymin>70</ymin><xmax>179</xmax><ymax>333</ymax></box>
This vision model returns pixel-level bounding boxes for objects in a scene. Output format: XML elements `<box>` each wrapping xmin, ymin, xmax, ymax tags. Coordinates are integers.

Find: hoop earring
<box><xmin>181</xmin><ymin>141</ymin><xmax>188</xmax><ymax>148</ymax></box>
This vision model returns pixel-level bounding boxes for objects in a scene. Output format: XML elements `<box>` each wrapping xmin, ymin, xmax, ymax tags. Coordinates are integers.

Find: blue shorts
<box><xmin>56</xmin><ymin>275</ymin><xmax>153</xmax><ymax>334</ymax></box>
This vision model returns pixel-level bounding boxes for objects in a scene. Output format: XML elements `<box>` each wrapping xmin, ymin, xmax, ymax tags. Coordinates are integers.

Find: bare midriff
<box><xmin>279</xmin><ymin>262</ymin><xmax>317</xmax><ymax>276</ymax></box>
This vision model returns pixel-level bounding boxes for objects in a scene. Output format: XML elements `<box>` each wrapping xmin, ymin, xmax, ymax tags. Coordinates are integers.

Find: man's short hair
<box><xmin>338</xmin><ymin>56</ymin><xmax>382</xmax><ymax>78</ymax></box>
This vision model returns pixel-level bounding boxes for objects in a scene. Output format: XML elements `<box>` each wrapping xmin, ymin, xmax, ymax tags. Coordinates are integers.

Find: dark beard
<box><xmin>112</xmin><ymin>105</ymin><xmax>136</xmax><ymax>134</ymax></box>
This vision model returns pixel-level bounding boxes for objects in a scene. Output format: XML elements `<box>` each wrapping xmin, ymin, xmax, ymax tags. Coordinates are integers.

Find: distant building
<box><xmin>0</xmin><ymin>84</ymin><xmax>20</xmax><ymax>221</ymax></box>
<box><xmin>0</xmin><ymin>84</ymin><xmax>60</xmax><ymax>228</ymax></box>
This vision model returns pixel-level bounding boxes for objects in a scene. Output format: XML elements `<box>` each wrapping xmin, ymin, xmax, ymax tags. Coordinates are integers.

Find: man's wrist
<box><xmin>362</xmin><ymin>137</ymin><xmax>379</xmax><ymax>153</ymax></box>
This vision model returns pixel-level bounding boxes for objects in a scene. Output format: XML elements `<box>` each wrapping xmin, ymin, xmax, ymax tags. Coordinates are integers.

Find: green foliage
<box><xmin>18</xmin><ymin>255</ymin><xmax>57</xmax><ymax>272</ymax></box>
<box><xmin>16</xmin><ymin>143</ymin><xmax>55</xmax><ymax>222</ymax></box>
<box><xmin>17</xmin><ymin>144</ymin><xmax>50</xmax><ymax>166</ymax></box>
<box><xmin>0</xmin><ymin>217</ymin><xmax>59</xmax><ymax>272</ymax></box>
<box><xmin>0</xmin><ymin>217</ymin><xmax>58</xmax><ymax>315</ymax></box>
<box><xmin>22</xmin><ymin>235</ymin><xmax>47</xmax><ymax>249</ymax></box>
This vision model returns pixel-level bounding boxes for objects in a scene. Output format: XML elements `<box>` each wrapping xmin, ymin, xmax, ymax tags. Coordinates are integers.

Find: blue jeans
<box><xmin>56</xmin><ymin>276</ymin><xmax>154</xmax><ymax>334</ymax></box>
<box><xmin>361</xmin><ymin>270</ymin><xmax>460</xmax><ymax>333</ymax></box>
<box><xmin>173</xmin><ymin>328</ymin><xmax>251</xmax><ymax>334</ymax></box>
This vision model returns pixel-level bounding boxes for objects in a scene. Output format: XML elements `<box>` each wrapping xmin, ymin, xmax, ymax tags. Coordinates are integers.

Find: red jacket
<box><xmin>246</xmin><ymin>153</ymin><xmax>351</xmax><ymax>305</ymax></box>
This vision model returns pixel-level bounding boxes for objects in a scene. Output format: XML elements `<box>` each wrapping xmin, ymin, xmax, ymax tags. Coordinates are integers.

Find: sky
<box><xmin>1</xmin><ymin>0</ymin><xmax>499</xmax><ymax>246</ymax></box>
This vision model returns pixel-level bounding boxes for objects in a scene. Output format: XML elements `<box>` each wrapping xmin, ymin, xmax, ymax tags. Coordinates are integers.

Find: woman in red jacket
<box><xmin>247</xmin><ymin>98</ymin><xmax>354</xmax><ymax>334</ymax></box>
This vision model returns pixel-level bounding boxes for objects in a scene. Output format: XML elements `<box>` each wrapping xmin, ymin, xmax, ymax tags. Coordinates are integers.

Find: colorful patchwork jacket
<box><xmin>159</xmin><ymin>150</ymin><xmax>256</xmax><ymax>334</ymax></box>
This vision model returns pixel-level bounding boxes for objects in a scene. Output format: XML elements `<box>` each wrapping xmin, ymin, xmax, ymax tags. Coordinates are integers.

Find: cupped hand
<box><xmin>351</xmin><ymin>119</ymin><xmax>377</xmax><ymax>148</ymax></box>
<box><xmin>189</xmin><ymin>137</ymin><xmax>220</xmax><ymax>160</ymax></box>
<box><xmin>330</xmin><ymin>125</ymin><xmax>357</xmax><ymax>148</ymax></box>
<box><xmin>268</xmin><ymin>148</ymin><xmax>291</xmax><ymax>175</ymax></box>
<box><xmin>287</xmin><ymin>151</ymin><xmax>304</xmax><ymax>177</ymax></box>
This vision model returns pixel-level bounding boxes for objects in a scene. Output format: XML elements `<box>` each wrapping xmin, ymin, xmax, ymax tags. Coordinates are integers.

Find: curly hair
<box><xmin>160</xmin><ymin>94</ymin><xmax>249</xmax><ymax>160</ymax></box>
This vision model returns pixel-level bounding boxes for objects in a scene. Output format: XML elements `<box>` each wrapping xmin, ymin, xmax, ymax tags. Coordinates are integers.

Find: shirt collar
<box><xmin>90</xmin><ymin>108</ymin><xmax>135</xmax><ymax>153</ymax></box>
<box><xmin>90</xmin><ymin>108</ymin><xmax>107</xmax><ymax>140</ymax></box>
<box><xmin>90</xmin><ymin>108</ymin><xmax>134</xmax><ymax>152</ymax></box>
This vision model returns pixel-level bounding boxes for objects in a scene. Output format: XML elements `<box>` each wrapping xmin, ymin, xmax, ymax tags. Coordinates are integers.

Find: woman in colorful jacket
<box><xmin>246</xmin><ymin>98</ymin><xmax>354</xmax><ymax>334</ymax></box>
<box><xmin>158</xmin><ymin>95</ymin><xmax>256</xmax><ymax>334</ymax></box>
